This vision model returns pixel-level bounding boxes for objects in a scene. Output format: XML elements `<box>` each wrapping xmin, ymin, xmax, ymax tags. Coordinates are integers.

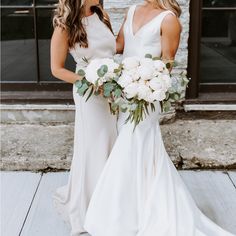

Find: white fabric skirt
<box><xmin>52</xmin><ymin>84</ymin><xmax>117</xmax><ymax>236</ymax></box>
<box><xmin>84</xmin><ymin>102</ymin><xmax>235</xmax><ymax>236</ymax></box>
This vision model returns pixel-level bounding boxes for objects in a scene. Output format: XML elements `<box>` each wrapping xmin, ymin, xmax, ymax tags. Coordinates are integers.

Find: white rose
<box><xmin>137</xmin><ymin>65</ymin><xmax>155</xmax><ymax>81</ymax></box>
<box><xmin>117</xmin><ymin>73</ymin><xmax>133</xmax><ymax>88</ymax></box>
<box><xmin>137</xmin><ymin>84</ymin><xmax>152</xmax><ymax>101</ymax></box>
<box><xmin>122</xmin><ymin>57</ymin><xmax>140</xmax><ymax>70</ymax></box>
<box><xmin>152</xmin><ymin>90</ymin><xmax>166</xmax><ymax>101</ymax></box>
<box><xmin>124</xmin><ymin>82</ymin><xmax>139</xmax><ymax>99</ymax></box>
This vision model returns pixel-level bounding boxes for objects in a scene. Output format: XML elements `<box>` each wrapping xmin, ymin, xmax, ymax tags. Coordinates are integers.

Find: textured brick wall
<box><xmin>104</xmin><ymin>0</ymin><xmax>190</xmax><ymax>71</ymax></box>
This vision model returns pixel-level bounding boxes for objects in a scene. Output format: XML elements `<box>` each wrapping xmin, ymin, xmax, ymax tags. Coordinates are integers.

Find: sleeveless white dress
<box><xmin>83</xmin><ymin>5</ymin><xmax>235</xmax><ymax>236</ymax></box>
<box><xmin>52</xmin><ymin>13</ymin><xmax>117</xmax><ymax>236</ymax></box>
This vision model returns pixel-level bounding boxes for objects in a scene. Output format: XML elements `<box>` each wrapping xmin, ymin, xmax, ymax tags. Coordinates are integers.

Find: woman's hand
<box><xmin>51</xmin><ymin>27</ymin><xmax>82</xmax><ymax>84</ymax></box>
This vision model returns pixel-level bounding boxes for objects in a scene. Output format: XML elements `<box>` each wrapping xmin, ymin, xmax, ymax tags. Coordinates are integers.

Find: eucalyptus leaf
<box><xmin>85</xmin><ymin>87</ymin><xmax>94</xmax><ymax>102</ymax></box>
<box><xmin>97</xmin><ymin>65</ymin><xmax>108</xmax><ymax>77</ymax></box>
<box><xmin>77</xmin><ymin>83</ymin><xmax>89</xmax><ymax>96</ymax></box>
<box><xmin>145</xmin><ymin>54</ymin><xmax>152</xmax><ymax>59</ymax></box>
<box><xmin>77</xmin><ymin>69</ymin><xmax>85</xmax><ymax>77</ymax></box>
<box><xmin>114</xmin><ymin>88</ymin><xmax>122</xmax><ymax>97</ymax></box>
<box><xmin>74</xmin><ymin>80</ymin><xmax>83</xmax><ymax>88</ymax></box>
<box><xmin>153</xmin><ymin>56</ymin><xmax>161</xmax><ymax>60</ymax></box>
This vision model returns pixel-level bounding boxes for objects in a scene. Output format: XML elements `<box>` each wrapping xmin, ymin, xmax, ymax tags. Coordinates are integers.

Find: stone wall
<box><xmin>104</xmin><ymin>0</ymin><xmax>190</xmax><ymax>69</ymax></box>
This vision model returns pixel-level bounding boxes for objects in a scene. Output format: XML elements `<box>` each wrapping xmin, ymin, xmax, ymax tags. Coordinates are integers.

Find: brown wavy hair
<box><xmin>152</xmin><ymin>0</ymin><xmax>182</xmax><ymax>17</ymax></box>
<box><xmin>53</xmin><ymin>0</ymin><xmax>113</xmax><ymax>48</ymax></box>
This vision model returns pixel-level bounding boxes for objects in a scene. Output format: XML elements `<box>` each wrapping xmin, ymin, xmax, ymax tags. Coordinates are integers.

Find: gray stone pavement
<box><xmin>1</xmin><ymin>119</ymin><xmax>235</xmax><ymax>171</ymax></box>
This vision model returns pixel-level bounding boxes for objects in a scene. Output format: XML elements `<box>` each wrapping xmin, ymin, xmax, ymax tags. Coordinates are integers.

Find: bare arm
<box><xmin>50</xmin><ymin>27</ymin><xmax>82</xmax><ymax>84</ymax></box>
<box><xmin>116</xmin><ymin>11</ymin><xmax>127</xmax><ymax>54</ymax></box>
<box><xmin>161</xmin><ymin>14</ymin><xmax>182</xmax><ymax>71</ymax></box>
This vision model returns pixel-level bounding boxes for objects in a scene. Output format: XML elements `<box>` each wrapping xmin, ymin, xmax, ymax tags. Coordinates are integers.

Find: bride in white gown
<box><xmin>50</xmin><ymin>0</ymin><xmax>117</xmax><ymax>235</ymax></box>
<box><xmin>84</xmin><ymin>1</ymin><xmax>236</xmax><ymax>236</ymax></box>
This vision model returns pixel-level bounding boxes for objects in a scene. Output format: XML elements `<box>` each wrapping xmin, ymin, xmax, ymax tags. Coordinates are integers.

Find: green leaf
<box><xmin>74</xmin><ymin>80</ymin><xmax>83</xmax><ymax>88</ymax></box>
<box><xmin>77</xmin><ymin>69</ymin><xmax>85</xmax><ymax>77</ymax></box>
<box><xmin>114</xmin><ymin>88</ymin><xmax>122</xmax><ymax>98</ymax></box>
<box><xmin>166</xmin><ymin>63</ymin><xmax>171</xmax><ymax>69</ymax></box>
<box><xmin>82</xmin><ymin>57</ymin><xmax>89</xmax><ymax>64</ymax></box>
<box><xmin>103</xmin><ymin>82</ymin><xmax>115</xmax><ymax>97</ymax></box>
<box><xmin>114</xmin><ymin>68</ymin><xmax>121</xmax><ymax>74</ymax></box>
<box><xmin>162</xmin><ymin>101</ymin><xmax>172</xmax><ymax>112</ymax></box>
<box><xmin>85</xmin><ymin>87</ymin><xmax>94</xmax><ymax>102</ymax></box>
<box><xmin>151</xmin><ymin>103</ymin><xmax>156</xmax><ymax>112</ymax></box>
<box><xmin>153</xmin><ymin>56</ymin><xmax>161</xmax><ymax>61</ymax></box>
<box><xmin>77</xmin><ymin>83</ymin><xmax>89</xmax><ymax>96</ymax></box>
<box><xmin>145</xmin><ymin>54</ymin><xmax>152</xmax><ymax>59</ymax></box>
<box><xmin>97</xmin><ymin>65</ymin><xmax>108</xmax><ymax>77</ymax></box>
<box><xmin>144</xmin><ymin>103</ymin><xmax>149</xmax><ymax>116</ymax></box>
<box><xmin>173</xmin><ymin>61</ymin><xmax>178</xmax><ymax>67</ymax></box>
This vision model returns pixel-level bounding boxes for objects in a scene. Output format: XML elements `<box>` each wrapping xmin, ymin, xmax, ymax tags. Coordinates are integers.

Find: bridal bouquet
<box><xmin>75</xmin><ymin>58</ymin><xmax>123</xmax><ymax>113</ymax></box>
<box><xmin>113</xmin><ymin>55</ymin><xmax>171</xmax><ymax>126</ymax></box>
<box><xmin>75</xmin><ymin>55</ymin><xmax>189</xmax><ymax>128</ymax></box>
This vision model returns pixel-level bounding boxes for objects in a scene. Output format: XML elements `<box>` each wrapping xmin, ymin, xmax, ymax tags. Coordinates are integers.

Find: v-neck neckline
<box><xmin>131</xmin><ymin>5</ymin><xmax>167</xmax><ymax>37</ymax></box>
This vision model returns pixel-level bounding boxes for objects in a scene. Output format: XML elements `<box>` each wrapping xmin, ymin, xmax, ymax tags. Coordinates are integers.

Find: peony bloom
<box><xmin>124</xmin><ymin>82</ymin><xmax>139</xmax><ymax>99</ymax></box>
<box><xmin>137</xmin><ymin>64</ymin><xmax>155</xmax><ymax>81</ymax></box>
<box><xmin>153</xmin><ymin>60</ymin><xmax>166</xmax><ymax>72</ymax></box>
<box><xmin>85</xmin><ymin>59</ymin><xmax>102</xmax><ymax>84</ymax></box>
<box><xmin>149</xmin><ymin>76</ymin><xmax>166</xmax><ymax>91</ymax></box>
<box><xmin>122</xmin><ymin>57</ymin><xmax>140</xmax><ymax>70</ymax></box>
<box><xmin>117</xmin><ymin>73</ymin><xmax>133</xmax><ymax>88</ymax></box>
<box><xmin>152</xmin><ymin>90</ymin><xmax>166</xmax><ymax>101</ymax></box>
<box><xmin>137</xmin><ymin>83</ymin><xmax>153</xmax><ymax>100</ymax></box>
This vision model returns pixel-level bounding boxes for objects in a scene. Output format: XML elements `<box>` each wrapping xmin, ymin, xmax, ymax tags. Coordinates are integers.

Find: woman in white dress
<box><xmin>84</xmin><ymin>1</ymin><xmax>235</xmax><ymax>236</ymax></box>
<box><xmin>50</xmin><ymin>0</ymin><xmax>117</xmax><ymax>235</ymax></box>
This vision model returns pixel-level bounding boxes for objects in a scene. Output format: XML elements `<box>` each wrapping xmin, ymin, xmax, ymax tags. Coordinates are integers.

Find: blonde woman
<box><xmin>83</xmin><ymin>1</ymin><xmax>235</xmax><ymax>236</ymax></box>
<box><xmin>50</xmin><ymin>0</ymin><xmax>117</xmax><ymax>235</ymax></box>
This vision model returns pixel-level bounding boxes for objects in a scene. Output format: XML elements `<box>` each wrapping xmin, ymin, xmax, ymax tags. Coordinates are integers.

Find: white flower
<box><xmin>124</xmin><ymin>68</ymin><xmax>140</xmax><ymax>81</ymax></box>
<box><xmin>124</xmin><ymin>82</ymin><xmax>139</xmax><ymax>99</ymax></box>
<box><xmin>85</xmin><ymin>58</ymin><xmax>119</xmax><ymax>85</ymax></box>
<box><xmin>152</xmin><ymin>90</ymin><xmax>166</xmax><ymax>101</ymax></box>
<box><xmin>137</xmin><ymin>65</ymin><xmax>155</xmax><ymax>81</ymax></box>
<box><xmin>153</xmin><ymin>60</ymin><xmax>166</xmax><ymax>72</ymax></box>
<box><xmin>122</xmin><ymin>57</ymin><xmax>140</xmax><ymax>70</ymax></box>
<box><xmin>102</xmin><ymin>58</ymin><xmax>119</xmax><ymax>77</ymax></box>
<box><xmin>149</xmin><ymin>76</ymin><xmax>166</xmax><ymax>91</ymax></box>
<box><xmin>140</xmin><ymin>58</ymin><xmax>154</xmax><ymax>68</ymax></box>
<box><xmin>85</xmin><ymin>59</ymin><xmax>102</xmax><ymax>84</ymax></box>
<box><xmin>101</xmin><ymin>58</ymin><xmax>120</xmax><ymax>80</ymax></box>
<box><xmin>137</xmin><ymin>84</ymin><xmax>152</xmax><ymax>101</ymax></box>
<box><xmin>146</xmin><ymin>93</ymin><xmax>155</xmax><ymax>103</ymax></box>
<box><xmin>117</xmin><ymin>73</ymin><xmax>133</xmax><ymax>88</ymax></box>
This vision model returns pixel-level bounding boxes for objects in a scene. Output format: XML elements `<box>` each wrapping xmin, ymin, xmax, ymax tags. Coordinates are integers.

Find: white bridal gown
<box><xmin>84</xmin><ymin>5</ymin><xmax>235</xmax><ymax>236</ymax></box>
<box><xmin>52</xmin><ymin>13</ymin><xmax>117</xmax><ymax>236</ymax></box>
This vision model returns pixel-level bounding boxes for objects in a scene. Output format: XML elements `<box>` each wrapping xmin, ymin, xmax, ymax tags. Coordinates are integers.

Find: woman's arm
<box><xmin>161</xmin><ymin>14</ymin><xmax>182</xmax><ymax>71</ymax></box>
<box><xmin>116</xmin><ymin>12</ymin><xmax>127</xmax><ymax>54</ymax></box>
<box><xmin>50</xmin><ymin>27</ymin><xmax>82</xmax><ymax>84</ymax></box>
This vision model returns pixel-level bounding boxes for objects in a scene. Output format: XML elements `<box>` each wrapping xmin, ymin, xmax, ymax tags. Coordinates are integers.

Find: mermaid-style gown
<box><xmin>83</xmin><ymin>5</ymin><xmax>236</xmax><ymax>236</ymax></box>
<box><xmin>52</xmin><ymin>13</ymin><xmax>117</xmax><ymax>236</ymax></box>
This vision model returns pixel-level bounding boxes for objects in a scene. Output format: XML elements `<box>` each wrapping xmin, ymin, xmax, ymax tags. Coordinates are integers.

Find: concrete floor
<box><xmin>1</xmin><ymin>170</ymin><xmax>236</xmax><ymax>236</ymax></box>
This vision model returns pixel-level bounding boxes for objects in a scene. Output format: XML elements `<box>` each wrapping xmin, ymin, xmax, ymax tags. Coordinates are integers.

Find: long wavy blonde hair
<box><xmin>53</xmin><ymin>0</ymin><xmax>113</xmax><ymax>48</ymax></box>
<box><xmin>150</xmin><ymin>0</ymin><xmax>182</xmax><ymax>17</ymax></box>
